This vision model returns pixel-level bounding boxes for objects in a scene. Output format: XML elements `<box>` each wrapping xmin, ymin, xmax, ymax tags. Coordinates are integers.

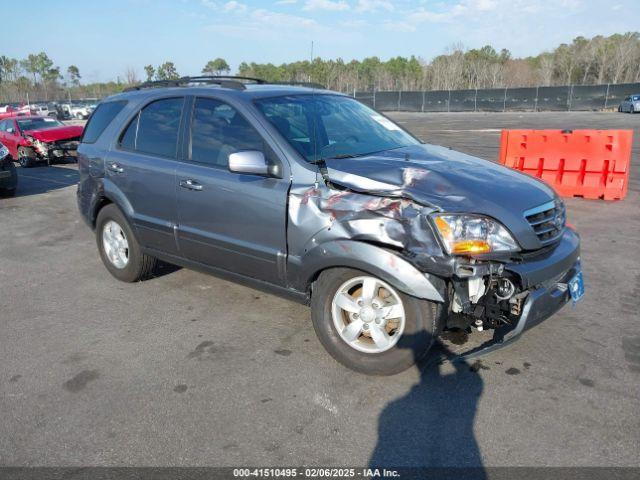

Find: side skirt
<box><xmin>143</xmin><ymin>247</ymin><xmax>310</xmax><ymax>306</ymax></box>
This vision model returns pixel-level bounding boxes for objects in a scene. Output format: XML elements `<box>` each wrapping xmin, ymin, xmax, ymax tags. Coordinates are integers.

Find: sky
<box><xmin>2</xmin><ymin>0</ymin><xmax>637</xmax><ymax>82</ymax></box>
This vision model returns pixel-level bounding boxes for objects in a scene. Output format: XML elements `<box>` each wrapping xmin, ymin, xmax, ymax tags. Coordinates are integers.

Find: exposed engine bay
<box><xmin>26</xmin><ymin>135</ymin><xmax>80</xmax><ymax>163</ymax></box>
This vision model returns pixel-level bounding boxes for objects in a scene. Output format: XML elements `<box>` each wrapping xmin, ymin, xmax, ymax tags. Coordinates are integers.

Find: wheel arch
<box><xmin>91</xmin><ymin>178</ymin><xmax>135</xmax><ymax>229</ymax></box>
<box><xmin>297</xmin><ymin>240</ymin><xmax>446</xmax><ymax>303</ymax></box>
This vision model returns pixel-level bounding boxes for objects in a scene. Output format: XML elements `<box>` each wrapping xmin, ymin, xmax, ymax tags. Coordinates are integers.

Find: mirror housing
<box><xmin>228</xmin><ymin>150</ymin><xmax>270</xmax><ymax>176</ymax></box>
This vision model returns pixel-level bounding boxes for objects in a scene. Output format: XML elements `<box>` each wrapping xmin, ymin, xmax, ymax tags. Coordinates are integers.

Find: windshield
<box><xmin>254</xmin><ymin>94</ymin><xmax>420</xmax><ymax>162</ymax></box>
<box><xmin>17</xmin><ymin>117</ymin><xmax>63</xmax><ymax>131</ymax></box>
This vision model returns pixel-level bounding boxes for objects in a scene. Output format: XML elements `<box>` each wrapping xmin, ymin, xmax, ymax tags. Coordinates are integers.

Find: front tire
<box><xmin>17</xmin><ymin>147</ymin><xmax>35</xmax><ymax>168</ymax></box>
<box><xmin>96</xmin><ymin>204</ymin><xmax>157</xmax><ymax>282</ymax></box>
<box><xmin>311</xmin><ymin>268</ymin><xmax>441</xmax><ymax>375</ymax></box>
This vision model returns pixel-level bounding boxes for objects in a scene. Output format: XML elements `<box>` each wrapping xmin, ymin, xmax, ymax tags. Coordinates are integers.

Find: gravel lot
<box><xmin>1</xmin><ymin>111</ymin><xmax>639</xmax><ymax>467</ymax></box>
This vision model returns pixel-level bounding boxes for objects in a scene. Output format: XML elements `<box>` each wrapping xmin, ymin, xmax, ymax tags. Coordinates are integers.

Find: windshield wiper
<box><xmin>309</xmin><ymin>153</ymin><xmax>364</xmax><ymax>164</ymax></box>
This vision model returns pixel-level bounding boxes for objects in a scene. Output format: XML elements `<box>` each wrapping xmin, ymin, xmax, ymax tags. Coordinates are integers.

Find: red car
<box><xmin>0</xmin><ymin>116</ymin><xmax>83</xmax><ymax>167</ymax></box>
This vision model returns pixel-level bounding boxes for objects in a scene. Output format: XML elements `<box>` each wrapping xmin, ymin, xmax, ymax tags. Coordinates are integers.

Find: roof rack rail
<box><xmin>122</xmin><ymin>76</ymin><xmax>326</xmax><ymax>92</ymax></box>
<box><xmin>271</xmin><ymin>81</ymin><xmax>326</xmax><ymax>89</ymax></box>
<box><xmin>123</xmin><ymin>75</ymin><xmax>267</xmax><ymax>92</ymax></box>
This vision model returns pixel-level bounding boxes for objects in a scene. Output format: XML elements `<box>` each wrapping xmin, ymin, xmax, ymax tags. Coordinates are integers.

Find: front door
<box><xmin>0</xmin><ymin>119</ymin><xmax>19</xmax><ymax>157</ymax></box>
<box><xmin>176</xmin><ymin>97</ymin><xmax>290</xmax><ymax>285</ymax></box>
<box><xmin>105</xmin><ymin>96</ymin><xmax>185</xmax><ymax>255</ymax></box>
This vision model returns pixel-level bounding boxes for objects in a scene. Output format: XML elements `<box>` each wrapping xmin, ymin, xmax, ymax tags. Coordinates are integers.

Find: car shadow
<box><xmin>149</xmin><ymin>260</ymin><xmax>182</xmax><ymax>279</ymax></box>
<box><xmin>369</xmin><ymin>335</ymin><xmax>485</xmax><ymax>477</ymax></box>
<box><xmin>11</xmin><ymin>163</ymin><xmax>79</xmax><ymax>197</ymax></box>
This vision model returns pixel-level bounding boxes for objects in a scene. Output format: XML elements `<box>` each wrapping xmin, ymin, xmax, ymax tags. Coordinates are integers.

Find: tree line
<box><xmin>1</xmin><ymin>32</ymin><xmax>638</xmax><ymax>103</ymax></box>
<box><xmin>238</xmin><ymin>32</ymin><xmax>640</xmax><ymax>92</ymax></box>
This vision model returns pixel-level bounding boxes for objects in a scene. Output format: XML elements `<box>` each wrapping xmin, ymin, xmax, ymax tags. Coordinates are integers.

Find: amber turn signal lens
<box><xmin>434</xmin><ymin>216</ymin><xmax>452</xmax><ymax>238</ymax></box>
<box><xmin>450</xmin><ymin>240</ymin><xmax>491</xmax><ymax>254</ymax></box>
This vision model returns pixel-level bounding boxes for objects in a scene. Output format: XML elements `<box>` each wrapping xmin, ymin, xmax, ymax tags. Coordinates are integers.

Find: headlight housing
<box><xmin>31</xmin><ymin>138</ymin><xmax>49</xmax><ymax>155</ymax></box>
<box><xmin>432</xmin><ymin>214</ymin><xmax>520</xmax><ymax>255</ymax></box>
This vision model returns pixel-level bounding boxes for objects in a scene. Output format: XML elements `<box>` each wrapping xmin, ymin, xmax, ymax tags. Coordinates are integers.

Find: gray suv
<box><xmin>77</xmin><ymin>77</ymin><xmax>583</xmax><ymax>375</ymax></box>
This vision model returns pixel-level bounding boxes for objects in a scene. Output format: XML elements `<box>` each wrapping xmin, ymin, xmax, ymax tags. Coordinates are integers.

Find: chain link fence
<box><xmin>354</xmin><ymin>83</ymin><xmax>640</xmax><ymax>112</ymax></box>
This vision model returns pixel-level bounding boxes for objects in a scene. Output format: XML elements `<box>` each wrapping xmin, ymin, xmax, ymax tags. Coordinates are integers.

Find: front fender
<box><xmin>291</xmin><ymin>240</ymin><xmax>445</xmax><ymax>302</ymax></box>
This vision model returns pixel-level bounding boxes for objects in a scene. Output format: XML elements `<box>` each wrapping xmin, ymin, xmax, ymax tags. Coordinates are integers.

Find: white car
<box><xmin>30</xmin><ymin>104</ymin><xmax>57</xmax><ymax>118</ymax></box>
<box><xmin>64</xmin><ymin>103</ymin><xmax>93</xmax><ymax>119</ymax></box>
<box><xmin>618</xmin><ymin>94</ymin><xmax>640</xmax><ymax>113</ymax></box>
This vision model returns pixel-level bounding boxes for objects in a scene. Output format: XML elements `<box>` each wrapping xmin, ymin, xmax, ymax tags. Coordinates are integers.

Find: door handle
<box><xmin>107</xmin><ymin>162</ymin><xmax>124</xmax><ymax>173</ymax></box>
<box><xmin>179</xmin><ymin>179</ymin><xmax>203</xmax><ymax>191</ymax></box>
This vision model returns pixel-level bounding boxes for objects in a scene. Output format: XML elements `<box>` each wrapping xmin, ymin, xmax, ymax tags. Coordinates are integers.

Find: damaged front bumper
<box><xmin>447</xmin><ymin>228</ymin><xmax>581</xmax><ymax>358</ymax></box>
<box><xmin>30</xmin><ymin>138</ymin><xmax>80</xmax><ymax>162</ymax></box>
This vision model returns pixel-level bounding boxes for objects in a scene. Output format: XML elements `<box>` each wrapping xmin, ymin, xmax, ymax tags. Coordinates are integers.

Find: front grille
<box><xmin>524</xmin><ymin>200</ymin><xmax>566</xmax><ymax>246</ymax></box>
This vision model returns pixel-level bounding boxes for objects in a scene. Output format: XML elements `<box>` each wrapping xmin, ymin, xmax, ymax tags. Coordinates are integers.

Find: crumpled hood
<box><xmin>324</xmin><ymin>143</ymin><xmax>557</xmax><ymax>250</ymax></box>
<box><xmin>24</xmin><ymin>125</ymin><xmax>83</xmax><ymax>143</ymax></box>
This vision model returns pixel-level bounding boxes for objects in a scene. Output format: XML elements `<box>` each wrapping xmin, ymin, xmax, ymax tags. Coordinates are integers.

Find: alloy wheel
<box><xmin>331</xmin><ymin>276</ymin><xmax>406</xmax><ymax>354</ymax></box>
<box><xmin>102</xmin><ymin>220</ymin><xmax>129</xmax><ymax>269</ymax></box>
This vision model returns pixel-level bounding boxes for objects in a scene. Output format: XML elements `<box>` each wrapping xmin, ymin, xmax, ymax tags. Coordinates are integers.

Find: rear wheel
<box><xmin>311</xmin><ymin>268</ymin><xmax>441</xmax><ymax>375</ymax></box>
<box><xmin>96</xmin><ymin>204</ymin><xmax>157</xmax><ymax>282</ymax></box>
<box><xmin>17</xmin><ymin>147</ymin><xmax>35</xmax><ymax>168</ymax></box>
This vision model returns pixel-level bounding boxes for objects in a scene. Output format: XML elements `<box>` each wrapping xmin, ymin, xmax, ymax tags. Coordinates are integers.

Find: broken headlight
<box><xmin>31</xmin><ymin>138</ymin><xmax>50</xmax><ymax>155</ymax></box>
<box><xmin>432</xmin><ymin>214</ymin><xmax>520</xmax><ymax>255</ymax></box>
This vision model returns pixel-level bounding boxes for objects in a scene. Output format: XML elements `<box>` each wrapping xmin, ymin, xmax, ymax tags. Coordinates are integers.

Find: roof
<box><xmin>107</xmin><ymin>76</ymin><xmax>340</xmax><ymax>102</ymax></box>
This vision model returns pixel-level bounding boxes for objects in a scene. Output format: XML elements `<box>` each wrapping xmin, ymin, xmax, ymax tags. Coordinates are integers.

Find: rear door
<box><xmin>175</xmin><ymin>96</ymin><xmax>290</xmax><ymax>284</ymax></box>
<box><xmin>105</xmin><ymin>96</ymin><xmax>186</xmax><ymax>256</ymax></box>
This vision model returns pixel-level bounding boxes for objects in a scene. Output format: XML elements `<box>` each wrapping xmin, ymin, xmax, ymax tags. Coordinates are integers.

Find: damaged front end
<box><xmin>26</xmin><ymin>135</ymin><xmax>80</xmax><ymax>163</ymax></box>
<box><xmin>289</xmin><ymin>145</ymin><xmax>581</xmax><ymax>355</ymax></box>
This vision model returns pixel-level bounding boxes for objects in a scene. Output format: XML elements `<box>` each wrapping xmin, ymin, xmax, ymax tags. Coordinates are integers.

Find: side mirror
<box><xmin>228</xmin><ymin>150</ymin><xmax>269</xmax><ymax>176</ymax></box>
<box><xmin>6</xmin><ymin>128</ymin><xmax>14</xmax><ymax>134</ymax></box>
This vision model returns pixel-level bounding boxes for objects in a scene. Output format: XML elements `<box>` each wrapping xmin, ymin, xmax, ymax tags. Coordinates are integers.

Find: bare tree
<box><xmin>124</xmin><ymin>66</ymin><xmax>139</xmax><ymax>85</ymax></box>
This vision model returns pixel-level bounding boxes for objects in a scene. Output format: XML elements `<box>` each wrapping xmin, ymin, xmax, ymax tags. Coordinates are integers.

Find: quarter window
<box><xmin>190</xmin><ymin>97</ymin><xmax>264</xmax><ymax>167</ymax></box>
<box><xmin>82</xmin><ymin>100</ymin><xmax>127</xmax><ymax>144</ymax></box>
<box><xmin>119</xmin><ymin>97</ymin><xmax>184</xmax><ymax>158</ymax></box>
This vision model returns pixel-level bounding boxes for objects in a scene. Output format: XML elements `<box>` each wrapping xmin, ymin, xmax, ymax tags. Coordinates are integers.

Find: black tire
<box><xmin>311</xmin><ymin>268</ymin><xmax>442</xmax><ymax>375</ymax></box>
<box><xmin>632</xmin><ymin>106</ymin><xmax>635</xmax><ymax>114</ymax></box>
<box><xmin>96</xmin><ymin>204</ymin><xmax>157</xmax><ymax>282</ymax></box>
<box><xmin>0</xmin><ymin>187</ymin><xmax>16</xmax><ymax>197</ymax></box>
<box><xmin>17</xmin><ymin>147</ymin><xmax>35</xmax><ymax>168</ymax></box>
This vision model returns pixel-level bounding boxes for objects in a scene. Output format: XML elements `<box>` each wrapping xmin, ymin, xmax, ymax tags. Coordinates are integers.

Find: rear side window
<box><xmin>119</xmin><ymin>97</ymin><xmax>184</xmax><ymax>158</ymax></box>
<box><xmin>82</xmin><ymin>101</ymin><xmax>127</xmax><ymax>144</ymax></box>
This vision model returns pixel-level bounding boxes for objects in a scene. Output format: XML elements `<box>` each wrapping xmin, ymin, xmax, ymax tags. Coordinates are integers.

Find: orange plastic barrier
<box><xmin>498</xmin><ymin>129</ymin><xmax>633</xmax><ymax>200</ymax></box>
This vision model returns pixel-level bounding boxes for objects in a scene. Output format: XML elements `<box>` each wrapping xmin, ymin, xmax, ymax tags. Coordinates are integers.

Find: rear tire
<box><xmin>311</xmin><ymin>268</ymin><xmax>442</xmax><ymax>375</ymax></box>
<box><xmin>96</xmin><ymin>204</ymin><xmax>157</xmax><ymax>282</ymax></box>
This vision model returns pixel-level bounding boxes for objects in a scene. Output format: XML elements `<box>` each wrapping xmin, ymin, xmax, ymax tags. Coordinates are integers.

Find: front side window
<box><xmin>189</xmin><ymin>97</ymin><xmax>264</xmax><ymax>167</ymax></box>
<box><xmin>254</xmin><ymin>94</ymin><xmax>420</xmax><ymax>162</ymax></box>
<box><xmin>119</xmin><ymin>97</ymin><xmax>184</xmax><ymax>158</ymax></box>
